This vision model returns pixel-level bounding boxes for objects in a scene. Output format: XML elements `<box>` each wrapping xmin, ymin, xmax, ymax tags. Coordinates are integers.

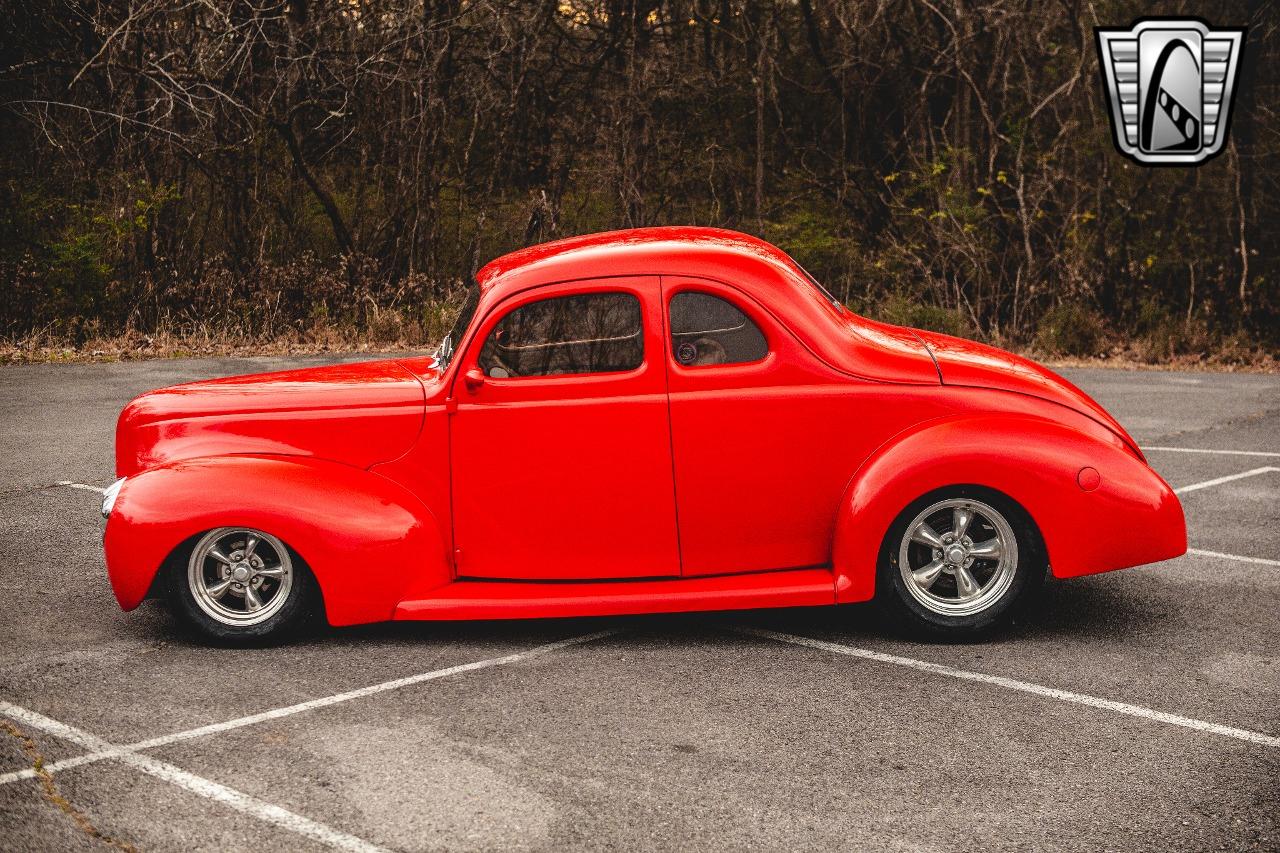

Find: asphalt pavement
<box><xmin>0</xmin><ymin>357</ymin><xmax>1277</xmax><ymax>852</ymax></box>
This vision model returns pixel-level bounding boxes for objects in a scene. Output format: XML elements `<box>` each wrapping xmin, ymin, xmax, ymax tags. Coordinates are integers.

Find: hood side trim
<box><xmin>912</xmin><ymin>331</ymin><xmax>944</xmax><ymax>383</ymax></box>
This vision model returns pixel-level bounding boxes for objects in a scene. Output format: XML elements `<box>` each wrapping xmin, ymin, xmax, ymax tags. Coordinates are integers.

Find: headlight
<box><xmin>101</xmin><ymin>478</ymin><xmax>126</xmax><ymax>518</ymax></box>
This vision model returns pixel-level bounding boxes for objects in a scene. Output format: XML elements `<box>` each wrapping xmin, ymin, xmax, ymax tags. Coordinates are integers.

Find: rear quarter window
<box><xmin>669</xmin><ymin>292</ymin><xmax>768</xmax><ymax>367</ymax></box>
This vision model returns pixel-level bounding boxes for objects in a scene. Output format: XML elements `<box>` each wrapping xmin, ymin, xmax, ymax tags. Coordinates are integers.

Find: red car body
<box><xmin>104</xmin><ymin>228</ymin><xmax>1186</xmax><ymax>627</ymax></box>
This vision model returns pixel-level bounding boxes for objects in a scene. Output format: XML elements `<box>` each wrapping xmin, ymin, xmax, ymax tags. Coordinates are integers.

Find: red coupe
<box><xmin>102</xmin><ymin>228</ymin><xmax>1186</xmax><ymax>642</ymax></box>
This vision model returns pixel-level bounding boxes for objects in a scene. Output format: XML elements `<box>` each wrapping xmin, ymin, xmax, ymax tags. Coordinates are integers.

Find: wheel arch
<box><xmin>105</xmin><ymin>455</ymin><xmax>451</xmax><ymax>626</ymax></box>
<box><xmin>831</xmin><ymin>413</ymin><xmax>1186</xmax><ymax>603</ymax></box>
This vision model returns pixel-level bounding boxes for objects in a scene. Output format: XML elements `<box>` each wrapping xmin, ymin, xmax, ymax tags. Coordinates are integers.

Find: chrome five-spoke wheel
<box><xmin>188</xmin><ymin>527</ymin><xmax>294</xmax><ymax>627</ymax></box>
<box><xmin>897</xmin><ymin>497</ymin><xmax>1019</xmax><ymax>617</ymax></box>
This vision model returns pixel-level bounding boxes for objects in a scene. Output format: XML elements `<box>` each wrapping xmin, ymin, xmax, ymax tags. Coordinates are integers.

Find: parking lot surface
<box><xmin>1</xmin><ymin>358</ymin><xmax>1277</xmax><ymax>852</ymax></box>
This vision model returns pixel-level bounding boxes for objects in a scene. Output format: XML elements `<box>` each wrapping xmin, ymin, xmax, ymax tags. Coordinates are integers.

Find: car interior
<box><xmin>669</xmin><ymin>291</ymin><xmax>768</xmax><ymax>367</ymax></box>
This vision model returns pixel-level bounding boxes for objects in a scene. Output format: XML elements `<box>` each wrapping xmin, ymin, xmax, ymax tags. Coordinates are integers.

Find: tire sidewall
<box><xmin>167</xmin><ymin>541</ymin><xmax>320</xmax><ymax>645</ymax></box>
<box><xmin>878</xmin><ymin>486</ymin><xmax>1045</xmax><ymax>639</ymax></box>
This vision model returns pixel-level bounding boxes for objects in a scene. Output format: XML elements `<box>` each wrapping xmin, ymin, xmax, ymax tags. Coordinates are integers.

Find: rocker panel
<box><xmin>394</xmin><ymin>568</ymin><xmax>837</xmax><ymax>620</ymax></box>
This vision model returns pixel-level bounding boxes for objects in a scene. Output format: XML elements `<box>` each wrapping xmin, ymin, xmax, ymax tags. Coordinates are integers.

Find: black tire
<box><xmin>165</xmin><ymin>527</ymin><xmax>323</xmax><ymax>645</ymax></box>
<box><xmin>876</xmin><ymin>486</ymin><xmax>1046</xmax><ymax>641</ymax></box>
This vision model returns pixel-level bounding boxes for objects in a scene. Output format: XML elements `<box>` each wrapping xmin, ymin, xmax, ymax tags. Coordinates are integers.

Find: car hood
<box><xmin>914</xmin><ymin>331</ymin><xmax>1142</xmax><ymax>456</ymax></box>
<box><xmin>115</xmin><ymin>359</ymin><xmax>427</xmax><ymax>476</ymax></box>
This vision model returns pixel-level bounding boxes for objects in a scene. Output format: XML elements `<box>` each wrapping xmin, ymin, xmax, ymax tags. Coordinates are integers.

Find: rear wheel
<box><xmin>168</xmin><ymin>527</ymin><xmax>319</xmax><ymax>644</ymax></box>
<box><xmin>878</xmin><ymin>488</ymin><xmax>1045</xmax><ymax>639</ymax></box>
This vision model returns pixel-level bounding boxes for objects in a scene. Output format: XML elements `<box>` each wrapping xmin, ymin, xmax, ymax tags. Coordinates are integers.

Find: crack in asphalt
<box><xmin>0</xmin><ymin>480</ymin><xmax>108</xmax><ymax>506</ymax></box>
<box><xmin>1</xmin><ymin>719</ymin><xmax>139</xmax><ymax>852</ymax></box>
<box><xmin>1145</xmin><ymin>404</ymin><xmax>1280</xmax><ymax>445</ymax></box>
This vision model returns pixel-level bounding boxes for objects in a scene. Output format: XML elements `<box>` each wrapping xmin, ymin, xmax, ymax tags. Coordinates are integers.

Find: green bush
<box><xmin>1034</xmin><ymin>302</ymin><xmax>1104</xmax><ymax>357</ymax></box>
<box><xmin>1131</xmin><ymin>299</ymin><xmax>1213</xmax><ymax>363</ymax></box>
<box><xmin>874</xmin><ymin>293</ymin><xmax>973</xmax><ymax>339</ymax></box>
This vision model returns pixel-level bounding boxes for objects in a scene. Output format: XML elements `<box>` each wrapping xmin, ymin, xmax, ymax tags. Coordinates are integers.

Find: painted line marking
<box><xmin>0</xmin><ymin>630</ymin><xmax>617</xmax><ymax>786</ymax></box>
<box><xmin>53</xmin><ymin>481</ymin><xmax>105</xmax><ymax>494</ymax></box>
<box><xmin>1173</xmin><ymin>466</ymin><xmax>1280</xmax><ymax>494</ymax></box>
<box><xmin>737</xmin><ymin>627</ymin><xmax>1280</xmax><ymax>749</ymax></box>
<box><xmin>1187</xmin><ymin>548</ymin><xmax>1280</xmax><ymax>567</ymax></box>
<box><xmin>0</xmin><ymin>701</ymin><xmax>388</xmax><ymax>853</ymax></box>
<box><xmin>1145</xmin><ymin>446</ymin><xmax>1280</xmax><ymax>459</ymax></box>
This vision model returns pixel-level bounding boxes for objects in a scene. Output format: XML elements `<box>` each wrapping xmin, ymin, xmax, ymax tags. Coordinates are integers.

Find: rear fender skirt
<box><xmin>831</xmin><ymin>414</ymin><xmax>1186</xmax><ymax>603</ymax></box>
<box><xmin>104</xmin><ymin>455</ymin><xmax>449</xmax><ymax>626</ymax></box>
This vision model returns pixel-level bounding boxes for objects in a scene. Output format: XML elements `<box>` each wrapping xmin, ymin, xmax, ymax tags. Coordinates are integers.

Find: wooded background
<box><xmin>2</xmin><ymin>0</ymin><xmax>1275</xmax><ymax>362</ymax></box>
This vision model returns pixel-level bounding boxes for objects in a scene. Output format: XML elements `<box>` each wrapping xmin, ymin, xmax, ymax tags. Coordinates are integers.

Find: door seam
<box><xmin>660</xmin><ymin>275</ymin><xmax>686</xmax><ymax>577</ymax></box>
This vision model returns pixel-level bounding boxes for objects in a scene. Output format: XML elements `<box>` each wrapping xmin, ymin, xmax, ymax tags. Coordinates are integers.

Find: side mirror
<box><xmin>463</xmin><ymin>367</ymin><xmax>486</xmax><ymax>392</ymax></box>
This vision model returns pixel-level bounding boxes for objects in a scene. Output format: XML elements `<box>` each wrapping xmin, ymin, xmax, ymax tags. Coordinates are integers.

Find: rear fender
<box><xmin>104</xmin><ymin>455</ymin><xmax>449</xmax><ymax>625</ymax></box>
<box><xmin>832</xmin><ymin>415</ymin><xmax>1186</xmax><ymax>603</ymax></box>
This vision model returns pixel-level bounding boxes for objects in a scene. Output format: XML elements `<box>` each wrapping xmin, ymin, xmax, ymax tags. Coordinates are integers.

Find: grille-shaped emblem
<box><xmin>1096</xmin><ymin>19</ymin><xmax>1245</xmax><ymax>165</ymax></box>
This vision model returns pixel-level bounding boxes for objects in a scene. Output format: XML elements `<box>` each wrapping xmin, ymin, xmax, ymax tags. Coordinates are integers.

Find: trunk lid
<box><xmin>915</xmin><ymin>331</ymin><xmax>1143</xmax><ymax>457</ymax></box>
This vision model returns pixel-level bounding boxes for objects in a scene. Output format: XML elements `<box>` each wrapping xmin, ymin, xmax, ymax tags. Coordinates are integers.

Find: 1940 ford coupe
<box><xmin>102</xmin><ymin>228</ymin><xmax>1186</xmax><ymax>642</ymax></box>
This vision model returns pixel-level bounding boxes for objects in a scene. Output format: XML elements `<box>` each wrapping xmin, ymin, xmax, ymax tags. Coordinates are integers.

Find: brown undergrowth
<box><xmin>2</xmin><ymin>332</ymin><xmax>1274</xmax><ymax>372</ymax></box>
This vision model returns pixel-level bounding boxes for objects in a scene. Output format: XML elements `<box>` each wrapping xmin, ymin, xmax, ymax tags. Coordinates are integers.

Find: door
<box><xmin>449</xmin><ymin>277</ymin><xmax>681</xmax><ymax>580</ymax></box>
<box><xmin>663</xmin><ymin>277</ymin><xmax>870</xmax><ymax>576</ymax></box>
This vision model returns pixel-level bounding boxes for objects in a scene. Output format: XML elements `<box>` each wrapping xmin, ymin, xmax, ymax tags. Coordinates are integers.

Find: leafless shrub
<box><xmin>1</xmin><ymin>1</ymin><xmax>1276</xmax><ymax>360</ymax></box>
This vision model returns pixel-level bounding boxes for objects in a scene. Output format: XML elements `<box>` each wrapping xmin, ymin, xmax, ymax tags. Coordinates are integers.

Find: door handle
<box><xmin>463</xmin><ymin>367</ymin><xmax>486</xmax><ymax>392</ymax></box>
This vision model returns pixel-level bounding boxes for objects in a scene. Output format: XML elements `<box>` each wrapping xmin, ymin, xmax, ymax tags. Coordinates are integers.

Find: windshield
<box><xmin>434</xmin><ymin>285</ymin><xmax>480</xmax><ymax>369</ymax></box>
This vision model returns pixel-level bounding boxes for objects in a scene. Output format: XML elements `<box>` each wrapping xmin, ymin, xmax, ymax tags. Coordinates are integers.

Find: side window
<box><xmin>669</xmin><ymin>291</ymin><xmax>768</xmax><ymax>367</ymax></box>
<box><xmin>478</xmin><ymin>292</ymin><xmax>643</xmax><ymax>378</ymax></box>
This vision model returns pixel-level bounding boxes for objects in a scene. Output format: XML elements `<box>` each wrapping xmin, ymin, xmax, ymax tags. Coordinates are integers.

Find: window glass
<box><xmin>669</xmin><ymin>292</ymin><xmax>768</xmax><ymax>367</ymax></box>
<box><xmin>478</xmin><ymin>292</ymin><xmax>643</xmax><ymax>377</ymax></box>
<box><xmin>435</xmin><ymin>284</ymin><xmax>479</xmax><ymax>368</ymax></box>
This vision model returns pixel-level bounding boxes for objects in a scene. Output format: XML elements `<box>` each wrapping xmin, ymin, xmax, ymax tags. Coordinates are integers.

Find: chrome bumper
<box><xmin>101</xmin><ymin>477</ymin><xmax>126</xmax><ymax>518</ymax></box>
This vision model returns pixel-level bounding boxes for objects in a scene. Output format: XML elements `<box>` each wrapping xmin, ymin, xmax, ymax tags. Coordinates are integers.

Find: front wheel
<box><xmin>168</xmin><ymin>527</ymin><xmax>319</xmax><ymax>644</ymax></box>
<box><xmin>878</xmin><ymin>489</ymin><xmax>1046</xmax><ymax>639</ymax></box>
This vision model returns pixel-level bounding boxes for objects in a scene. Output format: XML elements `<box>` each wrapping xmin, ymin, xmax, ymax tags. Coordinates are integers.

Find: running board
<box><xmin>393</xmin><ymin>568</ymin><xmax>837</xmax><ymax>621</ymax></box>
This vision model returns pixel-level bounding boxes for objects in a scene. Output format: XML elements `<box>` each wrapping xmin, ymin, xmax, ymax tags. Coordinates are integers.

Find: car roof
<box><xmin>475</xmin><ymin>226</ymin><xmax>813</xmax><ymax>302</ymax></box>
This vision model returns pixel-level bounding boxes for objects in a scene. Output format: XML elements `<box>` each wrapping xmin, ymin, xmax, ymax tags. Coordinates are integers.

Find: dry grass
<box><xmin>3</xmin><ymin>328</ymin><xmax>1275</xmax><ymax>372</ymax></box>
<box><xmin>1</xmin><ymin>720</ymin><xmax>138</xmax><ymax>851</ymax></box>
<box><xmin>1035</xmin><ymin>338</ymin><xmax>1279</xmax><ymax>373</ymax></box>
<box><xmin>1041</xmin><ymin>353</ymin><xmax>1278</xmax><ymax>374</ymax></box>
<box><xmin>0</xmin><ymin>329</ymin><xmax>429</xmax><ymax>365</ymax></box>
<box><xmin>0</xmin><ymin>289</ymin><xmax>458</xmax><ymax>365</ymax></box>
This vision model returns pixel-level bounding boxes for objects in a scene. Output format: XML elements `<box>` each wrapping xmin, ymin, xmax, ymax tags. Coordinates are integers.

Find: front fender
<box><xmin>832</xmin><ymin>414</ymin><xmax>1186</xmax><ymax>603</ymax></box>
<box><xmin>104</xmin><ymin>455</ymin><xmax>450</xmax><ymax>626</ymax></box>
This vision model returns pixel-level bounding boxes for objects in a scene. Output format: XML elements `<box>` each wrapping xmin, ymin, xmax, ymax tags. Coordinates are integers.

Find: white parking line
<box><xmin>54</xmin><ymin>481</ymin><xmax>105</xmax><ymax>494</ymax></box>
<box><xmin>1173</xmin><ymin>466</ymin><xmax>1280</xmax><ymax>494</ymax></box>
<box><xmin>0</xmin><ymin>630</ymin><xmax>617</xmax><ymax>786</ymax></box>
<box><xmin>1187</xmin><ymin>548</ymin><xmax>1280</xmax><ymax>568</ymax></box>
<box><xmin>737</xmin><ymin>628</ymin><xmax>1280</xmax><ymax>749</ymax></box>
<box><xmin>1145</xmin><ymin>446</ymin><xmax>1280</xmax><ymax>458</ymax></box>
<box><xmin>0</xmin><ymin>701</ymin><xmax>388</xmax><ymax>853</ymax></box>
